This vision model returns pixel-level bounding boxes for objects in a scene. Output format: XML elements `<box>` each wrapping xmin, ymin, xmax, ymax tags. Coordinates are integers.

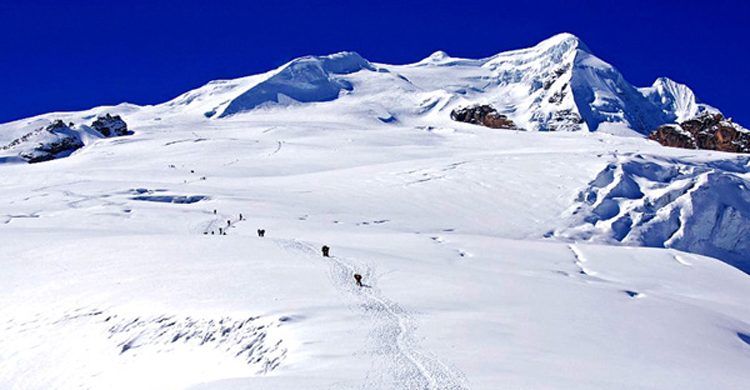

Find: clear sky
<box><xmin>1</xmin><ymin>0</ymin><xmax>748</xmax><ymax>124</ymax></box>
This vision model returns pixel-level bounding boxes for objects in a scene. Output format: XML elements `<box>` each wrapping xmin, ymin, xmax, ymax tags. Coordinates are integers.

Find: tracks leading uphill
<box><xmin>275</xmin><ymin>239</ymin><xmax>467</xmax><ymax>390</ymax></box>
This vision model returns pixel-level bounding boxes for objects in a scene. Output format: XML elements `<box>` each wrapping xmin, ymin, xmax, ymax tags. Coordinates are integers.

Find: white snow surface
<box><xmin>1</xmin><ymin>33</ymin><xmax>750</xmax><ymax>389</ymax></box>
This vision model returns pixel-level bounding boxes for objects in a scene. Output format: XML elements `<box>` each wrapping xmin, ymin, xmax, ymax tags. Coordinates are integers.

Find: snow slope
<box><xmin>1</xmin><ymin>33</ymin><xmax>749</xmax><ymax>389</ymax></box>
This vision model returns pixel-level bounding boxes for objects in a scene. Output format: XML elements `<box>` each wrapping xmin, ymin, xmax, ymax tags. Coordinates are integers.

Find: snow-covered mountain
<box><xmin>640</xmin><ymin>77</ymin><xmax>718</xmax><ymax>123</ymax></box>
<box><xmin>1</xmin><ymin>33</ymin><xmax>749</xmax><ymax>389</ymax></box>
<box><xmin>157</xmin><ymin>33</ymin><xmax>718</xmax><ymax>134</ymax></box>
<box><xmin>0</xmin><ymin>33</ymin><xmax>728</xmax><ymax>147</ymax></box>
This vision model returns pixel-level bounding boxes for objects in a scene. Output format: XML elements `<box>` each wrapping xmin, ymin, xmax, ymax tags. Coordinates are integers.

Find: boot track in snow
<box><xmin>276</xmin><ymin>239</ymin><xmax>467</xmax><ymax>389</ymax></box>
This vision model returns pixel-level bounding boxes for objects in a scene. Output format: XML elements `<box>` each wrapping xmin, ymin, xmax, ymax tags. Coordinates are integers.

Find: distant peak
<box><xmin>650</xmin><ymin>77</ymin><xmax>694</xmax><ymax>97</ymax></box>
<box><xmin>535</xmin><ymin>32</ymin><xmax>590</xmax><ymax>54</ymax></box>
<box><xmin>321</xmin><ymin>50</ymin><xmax>366</xmax><ymax>62</ymax></box>
<box><xmin>426</xmin><ymin>50</ymin><xmax>450</xmax><ymax>61</ymax></box>
<box><xmin>652</xmin><ymin>77</ymin><xmax>683</xmax><ymax>88</ymax></box>
<box><xmin>290</xmin><ymin>51</ymin><xmax>374</xmax><ymax>74</ymax></box>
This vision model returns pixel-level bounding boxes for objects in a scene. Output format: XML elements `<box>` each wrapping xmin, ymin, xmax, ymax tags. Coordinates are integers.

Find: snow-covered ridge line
<box><xmin>1</xmin><ymin>33</ymin><xmax>737</xmax><ymax>139</ymax></box>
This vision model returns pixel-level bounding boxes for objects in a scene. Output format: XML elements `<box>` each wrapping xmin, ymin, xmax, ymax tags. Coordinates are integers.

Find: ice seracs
<box><xmin>554</xmin><ymin>154</ymin><xmax>750</xmax><ymax>273</ymax></box>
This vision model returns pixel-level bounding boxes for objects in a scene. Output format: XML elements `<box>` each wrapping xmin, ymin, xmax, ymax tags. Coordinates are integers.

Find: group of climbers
<box><xmin>321</xmin><ymin>246</ymin><xmax>364</xmax><ymax>286</ymax></box>
<box><xmin>206</xmin><ymin>211</ymin><xmax>365</xmax><ymax>287</ymax></box>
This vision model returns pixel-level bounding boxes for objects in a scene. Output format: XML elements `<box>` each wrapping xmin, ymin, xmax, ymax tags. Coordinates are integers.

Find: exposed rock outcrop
<box><xmin>649</xmin><ymin>113</ymin><xmax>750</xmax><ymax>153</ymax></box>
<box><xmin>12</xmin><ymin>120</ymin><xmax>84</xmax><ymax>163</ymax></box>
<box><xmin>450</xmin><ymin>105</ymin><xmax>520</xmax><ymax>129</ymax></box>
<box><xmin>91</xmin><ymin>114</ymin><xmax>129</xmax><ymax>137</ymax></box>
<box><xmin>2</xmin><ymin>114</ymin><xmax>131</xmax><ymax>163</ymax></box>
<box><xmin>648</xmin><ymin>124</ymin><xmax>696</xmax><ymax>149</ymax></box>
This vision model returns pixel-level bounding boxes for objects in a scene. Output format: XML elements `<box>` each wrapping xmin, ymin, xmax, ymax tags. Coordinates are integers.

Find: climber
<box><xmin>321</xmin><ymin>245</ymin><xmax>330</xmax><ymax>257</ymax></box>
<box><xmin>354</xmin><ymin>273</ymin><xmax>363</xmax><ymax>287</ymax></box>
<box><xmin>257</xmin><ymin>229</ymin><xmax>265</xmax><ymax>237</ymax></box>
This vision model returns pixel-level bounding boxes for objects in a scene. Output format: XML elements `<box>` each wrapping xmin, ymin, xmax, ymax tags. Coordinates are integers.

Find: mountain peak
<box><xmin>426</xmin><ymin>50</ymin><xmax>450</xmax><ymax>61</ymax></box>
<box><xmin>108</xmin><ymin>34</ymin><xmax>737</xmax><ymax>137</ymax></box>
<box><xmin>651</xmin><ymin>76</ymin><xmax>685</xmax><ymax>91</ymax></box>
<box><xmin>535</xmin><ymin>32</ymin><xmax>590</xmax><ymax>54</ymax></box>
<box><xmin>640</xmin><ymin>76</ymin><xmax>717</xmax><ymax>122</ymax></box>
<box><xmin>289</xmin><ymin>51</ymin><xmax>374</xmax><ymax>75</ymax></box>
<box><xmin>218</xmin><ymin>51</ymin><xmax>375</xmax><ymax>117</ymax></box>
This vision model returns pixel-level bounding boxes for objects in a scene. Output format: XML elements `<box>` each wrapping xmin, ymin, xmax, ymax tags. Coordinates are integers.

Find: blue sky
<box><xmin>1</xmin><ymin>0</ymin><xmax>748</xmax><ymax>124</ymax></box>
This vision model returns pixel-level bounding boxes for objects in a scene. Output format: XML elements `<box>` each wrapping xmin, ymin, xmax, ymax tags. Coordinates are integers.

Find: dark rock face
<box><xmin>21</xmin><ymin>137</ymin><xmax>83</xmax><ymax>163</ymax></box>
<box><xmin>649</xmin><ymin>113</ymin><xmax>750</xmax><ymax>153</ymax></box>
<box><xmin>550</xmin><ymin>109</ymin><xmax>584</xmax><ymax>131</ymax></box>
<box><xmin>450</xmin><ymin>105</ymin><xmax>520</xmax><ymax>129</ymax></box>
<box><xmin>648</xmin><ymin>125</ymin><xmax>697</xmax><ymax>150</ymax></box>
<box><xmin>91</xmin><ymin>114</ymin><xmax>129</xmax><ymax>137</ymax></box>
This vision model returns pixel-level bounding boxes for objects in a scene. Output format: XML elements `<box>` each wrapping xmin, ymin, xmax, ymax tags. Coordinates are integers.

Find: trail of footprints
<box><xmin>567</xmin><ymin>244</ymin><xmax>646</xmax><ymax>299</ymax></box>
<box><xmin>428</xmin><ymin>233</ymin><xmax>472</xmax><ymax>259</ymax></box>
<box><xmin>277</xmin><ymin>238</ymin><xmax>468</xmax><ymax>389</ymax></box>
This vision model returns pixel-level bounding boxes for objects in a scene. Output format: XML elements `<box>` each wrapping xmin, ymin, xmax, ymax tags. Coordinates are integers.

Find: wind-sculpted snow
<box><xmin>107</xmin><ymin>312</ymin><xmax>287</xmax><ymax>372</ymax></box>
<box><xmin>219</xmin><ymin>52</ymin><xmax>375</xmax><ymax>117</ymax></box>
<box><xmin>555</xmin><ymin>154</ymin><xmax>750</xmax><ymax>273</ymax></box>
<box><xmin>0</xmin><ymin>307</ymin><xmax>288</xmax><ymax>388</ymax></box>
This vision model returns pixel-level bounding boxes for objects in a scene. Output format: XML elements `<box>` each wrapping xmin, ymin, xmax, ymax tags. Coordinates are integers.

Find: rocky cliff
<box><xmin>649</xmin><ymin>113</ymin><xmax>750</xmax><ymax>153</ymax></box>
